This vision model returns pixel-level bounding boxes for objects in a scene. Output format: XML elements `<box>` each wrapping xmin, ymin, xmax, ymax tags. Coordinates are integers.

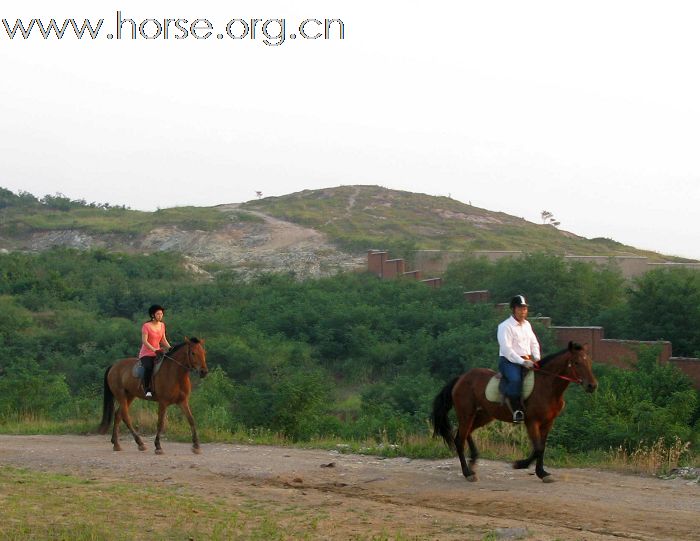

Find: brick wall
<box><xmin>367</xmin><ymin>250</ymin><xmax>441</xmax><ymax>287</ymax></box>
<box><xmin>464</xmin><ymin>290</ymin><xmax>490</xmax><ymax>303</ymax></box>
<box><xmin>552</xmin><ymin>326</ymin><xmax>605</xmax><ymax>361</ymax></box>
<box><xmin>367</xmin><ymin>251</ymin><xmax>387</xmax><ymax>277</ymax></box>
<box><xmin>597</xmin><ymin>339</ymin><xmax>672</xmax><ymax>368</ymax></box>
<box><xmin>382</xmin><ymin>259</ymin><xmax>405</xmax><ymax>279</ymax></box>
<box><xmin>421</xmin><ymin>277</ymin><xmax>442</xmax><ymax>288</ymax></box>
<box><xmin>669</xmin><ymin>358</ymin><xmax>700</xmax><ymax>388</ymax></box>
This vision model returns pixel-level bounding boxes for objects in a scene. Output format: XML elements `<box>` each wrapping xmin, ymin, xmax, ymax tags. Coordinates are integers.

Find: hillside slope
<box><xmin>0</xmin><ymin>185</ymin><xmax>692</xmax><ymax>279</ymax></box>
<box><xmin>242</xmin><ymin>185</ymin><xmax>687</xmax><ymax>261</ymax></box>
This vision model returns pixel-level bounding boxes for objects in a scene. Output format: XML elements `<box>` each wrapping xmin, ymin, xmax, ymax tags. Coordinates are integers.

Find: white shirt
<box><xmin>497</xmin><ymin>315</ymin><xmax>541</xmax><ymax>365</ymax></box>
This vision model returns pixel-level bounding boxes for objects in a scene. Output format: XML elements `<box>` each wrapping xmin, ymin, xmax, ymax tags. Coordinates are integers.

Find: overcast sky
<box><xmin>2</xmin><ymin>1</ymin><xmax>699</xmax><ymax>259</ymax></box>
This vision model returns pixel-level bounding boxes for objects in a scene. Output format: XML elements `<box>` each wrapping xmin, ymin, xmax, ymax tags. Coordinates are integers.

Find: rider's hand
<box><xmin>522</xmin><ymin>360</ymin><xmax>535</xmax><ymax>369</ymax></box>
<box><xmin>155</xmin><ymin>348</ymin><xmax>165</xmax><ymax>355</ymax></box>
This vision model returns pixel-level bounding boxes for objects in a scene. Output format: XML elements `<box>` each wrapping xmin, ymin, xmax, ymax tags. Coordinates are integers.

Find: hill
<box><xmin>243</xmin><ymin>185</ymin><xmax>690</xmax><ymax>261</ymax></box>
<box><xmin>0</xmin><ymin>185</ymin><xmax>692</xmax><ymax>279</ymax></box>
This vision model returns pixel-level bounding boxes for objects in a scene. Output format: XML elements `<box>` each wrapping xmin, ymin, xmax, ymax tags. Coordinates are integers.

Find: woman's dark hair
<box><xmin>148</xmin><ymin>304</ymin><xmax>165</xmax><ymax>319</ymax></box>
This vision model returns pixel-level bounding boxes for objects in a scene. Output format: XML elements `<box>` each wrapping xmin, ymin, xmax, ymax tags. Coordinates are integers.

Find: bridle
<box><xmin>160</xmin><ymin>343</ymin><xmax>200</xmax><ymax>373</ymax></box>
<box><xmin>532</xmin><ymin>355</ymin><xmax>584</xmax><ymax>385</ymax></box>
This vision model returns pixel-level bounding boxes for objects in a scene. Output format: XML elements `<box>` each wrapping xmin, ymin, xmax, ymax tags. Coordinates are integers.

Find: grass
<box><xmin>0</xmin><ymin>466</ymin><xmax>325</xmax><ymax>540</ymax></box>
<box><xmin>0</xmin><ymin>204</ymin><xmax>230</xmax><ymax>236</ymax></box>
<box><xmin>603</xmin><ymin>437</ymin><xmax>695</xmax><ymax>476</ymax></box>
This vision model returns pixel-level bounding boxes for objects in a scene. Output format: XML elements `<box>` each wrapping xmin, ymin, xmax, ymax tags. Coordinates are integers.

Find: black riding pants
<box><xmin>139</xmin><ymin>355</ymin><xmax>155</xmax><ymax>391</ymax></box>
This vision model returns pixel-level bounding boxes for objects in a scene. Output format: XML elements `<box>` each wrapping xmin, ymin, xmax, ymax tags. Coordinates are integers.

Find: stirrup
<box><xmin>513</xmin><ymin>410</ymin><xmax>524</xmax><ymax>423</ymax></box>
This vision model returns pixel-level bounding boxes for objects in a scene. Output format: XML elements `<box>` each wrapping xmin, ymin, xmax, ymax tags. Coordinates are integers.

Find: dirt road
<box><xmin>0</xmin><ymin>435</ymin><xmax>697</xmax><ymax>540</ymax></box>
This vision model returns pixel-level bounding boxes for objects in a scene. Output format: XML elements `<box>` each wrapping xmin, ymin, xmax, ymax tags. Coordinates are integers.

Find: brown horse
<box><xmin>98</xmin><ymin>337</ymin><xmax>208</xmax><ymax>454</ymax></box>
<box><xmin>432</xmin><ymin>342</ymin><xmax>597</xmax><ymax>482</ymax></box>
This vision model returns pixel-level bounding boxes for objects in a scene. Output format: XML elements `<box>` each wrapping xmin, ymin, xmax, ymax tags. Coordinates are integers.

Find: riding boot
<box><xmin>507</xmin><ymin>396</ymin><xmax>525</xmax><ymax>423</ymax></box>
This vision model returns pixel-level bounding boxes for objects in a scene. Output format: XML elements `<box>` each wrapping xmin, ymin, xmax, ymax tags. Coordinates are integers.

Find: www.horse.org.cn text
<box><xmin>1</xmin><ymin>12</ymin><xmax>345</xmax><ymax>46</ymax></box>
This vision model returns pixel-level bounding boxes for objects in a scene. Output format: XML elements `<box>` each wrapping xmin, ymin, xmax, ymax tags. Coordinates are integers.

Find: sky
<box><xmin>2</xmin><ymin>1</ymin><xmax>699</xmax><ymax>259</ymax></box>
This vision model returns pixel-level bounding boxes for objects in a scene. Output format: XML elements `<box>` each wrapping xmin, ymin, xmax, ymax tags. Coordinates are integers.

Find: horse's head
<box><xmin>568</xmin><ymin>341</ymin><xmax>597</xmax><ymax>393</ymax></box>
<box><xmin>184</xmin><ymin>336</ymin><xmax>208</xmax><ymax>378</ymax></box>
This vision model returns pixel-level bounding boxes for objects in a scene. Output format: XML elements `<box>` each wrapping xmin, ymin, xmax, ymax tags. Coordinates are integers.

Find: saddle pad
<box><xmin>131</xmin><ymin>357</ymin><xmax>163</xmax><ymax>379</ymax></box>
<box><xmin>485</xmin><ymin>370</ymin><xmax>535</xmax><ymax>403</ymax></box>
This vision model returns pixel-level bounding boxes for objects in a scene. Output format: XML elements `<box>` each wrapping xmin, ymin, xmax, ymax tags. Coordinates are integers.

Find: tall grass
<box><xmin>605</xmin><ymin>437</ymin><xmax>694</xmax><ymax>476</ymax></box>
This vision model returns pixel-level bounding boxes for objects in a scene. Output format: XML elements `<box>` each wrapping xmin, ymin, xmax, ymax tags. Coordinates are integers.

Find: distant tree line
<box><xmin>0</xmin><ymin>186</ymin><xmax>129</xmax><ymax>211</ymax></box>
<box><xmin>0</xmin><ymin>249</ymin><xmax>697</xmax><ymax>453</ymax></box>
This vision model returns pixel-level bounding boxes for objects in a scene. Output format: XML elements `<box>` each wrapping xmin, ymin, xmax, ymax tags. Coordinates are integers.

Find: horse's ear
<box><xmin>184</xmin><ymin>336</ymin><xmax>190</xmax><ymax>343</ymax></box>
<box><xmin>568</xmin><ymin>341</ymin><xmax>574</xmax><ymax>351</ymax></box>
<box><xmin>582</xmin><ymin>343</ymin><xmax>589</xmax><ymax>352</ymax></box>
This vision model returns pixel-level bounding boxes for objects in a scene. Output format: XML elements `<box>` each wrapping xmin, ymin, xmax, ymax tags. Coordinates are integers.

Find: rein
<box><xmin>533</xmin><ymin>358</ymin><xmax>583</xmax><ymax>385</ymax></box>
<box><xmin>160</xmin><ymin>345</ymin><xmax>196</xmax><ymax>372</ymax></box>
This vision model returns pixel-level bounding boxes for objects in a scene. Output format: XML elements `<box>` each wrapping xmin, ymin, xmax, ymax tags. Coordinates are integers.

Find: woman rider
<box><xmin>139</xmin><ymin>304</ymin><xmax>172</xmax><ymax>398</ymax></box>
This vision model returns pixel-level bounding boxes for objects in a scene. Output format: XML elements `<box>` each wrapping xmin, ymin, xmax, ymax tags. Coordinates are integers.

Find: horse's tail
<box><xmin>432</xmin><ymin>376</ymin><xmax>460</xmax><ymax>450</ymax></box>
<box><xmin>98</xmin><ymin>366</ymin><xmax>114</xmax><ymax>434</ymax></box>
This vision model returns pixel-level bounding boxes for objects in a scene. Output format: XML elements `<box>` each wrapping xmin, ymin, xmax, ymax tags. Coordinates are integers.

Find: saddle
<box><xmin>485</xmin><ymin>370</ymin><xmax>535</xmax><ymax>404</ymax></box>
<box><xmin>131</xmin><ymin>356</ymin><xmax>164</xmax><ymax>380</ymax></box>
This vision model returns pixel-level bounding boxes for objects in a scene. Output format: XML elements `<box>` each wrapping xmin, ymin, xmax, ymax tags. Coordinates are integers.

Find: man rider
<box><xmin>497</xmin><ymin>295</ymin><xmax>540</xmax><ymax>422</ymax></box>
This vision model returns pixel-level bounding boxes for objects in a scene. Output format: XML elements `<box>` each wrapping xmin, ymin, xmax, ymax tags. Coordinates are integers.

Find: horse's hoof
<box><xmin>155</xmin><ymin>448</ymin><xmax>164</xmax><ymax>455</ymax></box>
<box><xmin>513</xmin><ymin>460</ymin><xmax>529</xmax><ymax>470</ymax></box>
<box><xmin>138</xmin><ymin>445</ymin><xmax>147</xmax><ymax>452</ymax></box>
<box><xmin>541</xmin><ymin>475</ymin><xmax>555</xmax><ymax>483</ymax></box>
<box><xmin>113</xmin><ymin>446</ymin><xmax>122</xmax><ymax>452</ymax></box>
<box><xmin>466</xmin><ymin>474</ymin><xmax>478</xmax><ymax>482</ymax></box>
<box><xmin>192</xmin><ymin>447</ymin><xmax>202</xmax><ymax>455</ymax></box>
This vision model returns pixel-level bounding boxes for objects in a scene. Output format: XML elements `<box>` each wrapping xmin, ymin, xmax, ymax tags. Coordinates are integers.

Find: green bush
<box><xmin>550</xmin><ymin>347</ymin><xmax>699</xmax><ymax>451</ymax></box>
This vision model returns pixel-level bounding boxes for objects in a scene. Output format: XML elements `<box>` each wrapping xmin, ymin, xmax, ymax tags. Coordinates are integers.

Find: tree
<box><xmin>541</xmin><ymin>210</ymin><xmax>560</xmax><ymax>227</ymax></box>
<box><xmin>626</xmin><ymin>268</ymin><xmax>700</xmax><ymax>356</ymax></box>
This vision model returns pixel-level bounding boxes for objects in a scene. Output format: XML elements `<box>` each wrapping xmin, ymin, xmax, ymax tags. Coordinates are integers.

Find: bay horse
<box><xmin>432</xmin><ymin>342</ymin><xmax>597</xmax><ymax>482</ymax></box>
<box><xmin>98</xmin><ymin>337</ymin><xmax>208</xmax><ymax>454</ymax></box>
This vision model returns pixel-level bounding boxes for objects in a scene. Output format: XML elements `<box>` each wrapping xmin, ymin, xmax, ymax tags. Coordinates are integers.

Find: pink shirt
<box><xmin>138</xmin><ymin>322</ymin><xmax>166</xmax><ymax>358</ymax></box>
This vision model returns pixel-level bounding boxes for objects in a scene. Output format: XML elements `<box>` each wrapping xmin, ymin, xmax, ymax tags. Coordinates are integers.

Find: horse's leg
<box><xmin>534</xmin><ymin>421</ymin><xmax>555</xmax><ymax>482</ymax></box>
<box><xmin>120</xmin><ymin>396</ymin><xmax>146</xmax><ymax>451</ymax></box>
<box><xmin>454</xmin><ymin>414</ymin><xmax>476</xmax><ymax>481</ymax></box>
<box><xmin>514</xmin><ymin>420</ymin><xmax>550</xmax><ymax>480</ymax></box>
<box><xmin>513</xmin><ymin>449</ymin><xmax>537</xmax><ymax>470</ymax></box>
<box><xmin>154</xmin><ymin>402</ymin><xmax>167</xmax><ymax>455</ymax></box>
<box><xmin>179</xmin><ymin>400</ymin><xmax>201</xmax><ymax>454</ymax></box>
<box><xmin>111</xmin><ymin>401</ymin><xmax>123</xmax><ymax>451</ymax></box>
<box><xmin>466</xmin><ymin>435</ymin><xmax>478</xmax><ymax>469</ymax></box>
<box><xmin>466</xmin><ymin>411</ymin><xmax>491</xmax><ymax>470</ymax></box>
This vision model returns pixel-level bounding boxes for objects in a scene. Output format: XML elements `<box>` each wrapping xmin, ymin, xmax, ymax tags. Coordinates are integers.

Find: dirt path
<box><xmin>0</xmin><ymin>435</ymin><xmax>697</xmax><ymax>540</ymax></box>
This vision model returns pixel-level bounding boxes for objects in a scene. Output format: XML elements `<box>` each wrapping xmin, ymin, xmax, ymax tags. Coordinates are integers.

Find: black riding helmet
<box><xmin>148</xmin><ymin>304</ymin><xmax>165</xmax><ymax>319</ymax></box>
<box><xmin>509</xmin><ymin>295</ymin><xmax>528</xmax><ymax>310</ymax></box>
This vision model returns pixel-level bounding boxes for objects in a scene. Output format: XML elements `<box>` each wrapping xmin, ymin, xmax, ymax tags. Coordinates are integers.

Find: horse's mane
<box><xmin>169</xmin><ymin>337</ymin><xmax>201</xmax><ymax>354</ymax></box>
<box><xmin>538</xmin><ymin>342</ymin><xmax>583</xmax><ymax>367</ymax></box>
